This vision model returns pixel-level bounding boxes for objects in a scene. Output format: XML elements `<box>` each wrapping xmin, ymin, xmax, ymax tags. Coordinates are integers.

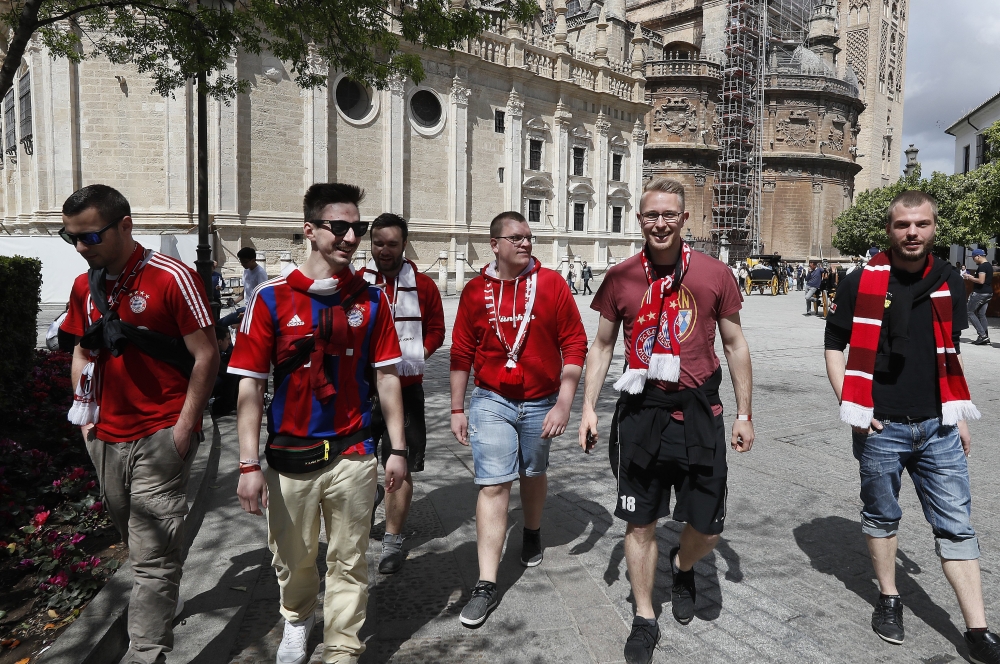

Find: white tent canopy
<box><xmin>0</xmin><ymin>234</ymin><xmax>201</xmax><ymax>304</ymax></box>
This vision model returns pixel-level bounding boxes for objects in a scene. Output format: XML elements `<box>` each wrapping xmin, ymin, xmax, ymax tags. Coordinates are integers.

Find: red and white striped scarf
<box><xmin>614</xmin><ymin>242</ymin><xmax>691</xmax><ymax>394</ymax></box>
<box><xmin>840</xmin><ymin>251</ymin><xmax>980</xmax><ymax>427</ymax></box>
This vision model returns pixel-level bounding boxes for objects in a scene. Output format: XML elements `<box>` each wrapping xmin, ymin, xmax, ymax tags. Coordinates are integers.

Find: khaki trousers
<box><xmin>265</xmin><ymin>454</ymin><xmax>377</xmax><ymax>664</ymax></box>
<box><xmin>86</xmin><ymin>426</ymin><xmax>201</xmax><ymax>664</ymax></box>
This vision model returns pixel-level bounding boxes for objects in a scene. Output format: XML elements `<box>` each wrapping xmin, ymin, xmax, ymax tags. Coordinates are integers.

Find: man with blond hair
<box><xmin>579</xmin><ymin>177</ymin><xmax>755</xmax><ymax>664</ymax></box>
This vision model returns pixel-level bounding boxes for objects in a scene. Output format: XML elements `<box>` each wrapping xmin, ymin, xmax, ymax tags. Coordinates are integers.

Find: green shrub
<box><xmin>0</xmin><ymin>256</ymin><xmax>42</xmax><ymax>416</ymax></box>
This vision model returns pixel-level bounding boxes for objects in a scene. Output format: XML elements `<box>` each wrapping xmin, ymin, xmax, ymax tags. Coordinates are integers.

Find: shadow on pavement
<box><xmin>793</xmin><ymin>515</ymin><xmax>967</xmax><ymax>653</ymax></box>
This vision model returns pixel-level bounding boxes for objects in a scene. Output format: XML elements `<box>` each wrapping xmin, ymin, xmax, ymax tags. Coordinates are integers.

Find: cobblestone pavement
<box><xmin>190</xmin><ymin>289</ymin><xmax>1000</xmax><ymax>664</ymax></box>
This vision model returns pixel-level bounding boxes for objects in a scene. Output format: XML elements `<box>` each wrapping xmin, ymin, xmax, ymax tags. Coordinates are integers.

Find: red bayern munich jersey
<box><xmin>228</xmin><ymin>268</ymin><xmax>401</xmax><ymax>455</ymax></box>
<box><xmin>61</xmin><ymin>246</ymin><xmax>214</xmax><ymax>442</ymax></box>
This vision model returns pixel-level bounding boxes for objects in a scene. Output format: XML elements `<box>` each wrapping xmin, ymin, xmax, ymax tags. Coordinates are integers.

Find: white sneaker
<box><xmin>276</xmin><ymin>613</ymin><xmax>315</xmax><ymax>664</ymax></box>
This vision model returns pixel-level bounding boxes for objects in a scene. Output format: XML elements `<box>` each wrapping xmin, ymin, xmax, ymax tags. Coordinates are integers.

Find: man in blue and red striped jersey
<box><xmin>229</xmin><ymin>183</ymin><xmax>407</xmax><ymax>664</ymax></box>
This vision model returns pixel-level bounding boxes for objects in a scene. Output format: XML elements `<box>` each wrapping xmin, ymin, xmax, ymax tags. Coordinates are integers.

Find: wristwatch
<box><xmin>389</xmin><ymin>448</ymin><xmax>409</xmax><ymax>457</ymax></box>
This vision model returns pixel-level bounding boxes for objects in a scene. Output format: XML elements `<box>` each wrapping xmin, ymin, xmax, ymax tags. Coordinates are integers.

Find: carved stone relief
<box><xmin>775</xmin><ymin>111</ymin><xmax>818</xmax><ymax>147</ymax></box>
<box><xmin>652</xmin><ymin>98</ymin><xmax>698</xmax><ymax>135</ymax></box>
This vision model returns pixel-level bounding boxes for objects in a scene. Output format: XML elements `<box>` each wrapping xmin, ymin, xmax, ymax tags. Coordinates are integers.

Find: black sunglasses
<box><xmin>309</xmin><ymin>220</ymin><xmax>369</xmax><ymax>237</ymax></box>
<box><xmin>58</xmin><ymin>217</ymin><xmax>122</xmax><ymax>246</ymax></box>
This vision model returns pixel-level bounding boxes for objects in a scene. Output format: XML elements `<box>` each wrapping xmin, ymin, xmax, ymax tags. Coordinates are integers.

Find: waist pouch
<box><xmin>265</xmin><ymin>426</ymin><xmax>372</xmax><ymax>474</ymax></box>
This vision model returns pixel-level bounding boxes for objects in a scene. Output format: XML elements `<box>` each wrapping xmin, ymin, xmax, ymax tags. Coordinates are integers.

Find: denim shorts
<box><xmin>468</xmin><ymin>387</ymin><xmax>557</xmax><ymax>485</ymax></box>
<box><xmin>852</xmin><ymin>417</ymin><xmax>979</xmax><ymax>560</ymax></box>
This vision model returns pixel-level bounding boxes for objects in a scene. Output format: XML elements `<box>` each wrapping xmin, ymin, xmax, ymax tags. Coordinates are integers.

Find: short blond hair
<box><xmin>641</xmin><ymin>177</ymin><xmax>685</xmax><ymax>212</ymax></box>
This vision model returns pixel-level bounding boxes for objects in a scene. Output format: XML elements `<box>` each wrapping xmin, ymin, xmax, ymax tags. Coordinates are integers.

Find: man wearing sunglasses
<box><xmin>229</xmin><ymin>183</ymin><xmax>407</xmax><ymax>664</ymax></box>
<box><xmin>579</xmin><ymin>178</ymin><xmax>754</xmax><ymax>664</ymax></box>
<box><xmin>59</xmin><ymin>184</ymin><xmax>219</xmax><ymax>664</ymax></box>
<box><xmin>450</xmin><ymin>211</ymin><xmax>588</xmax><ymax>627</ymax></box>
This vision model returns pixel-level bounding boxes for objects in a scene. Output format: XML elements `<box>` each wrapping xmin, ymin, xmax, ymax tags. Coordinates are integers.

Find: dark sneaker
<box><xmin>378</xmin><ymin>533</ymin><xmax>405</xmax><ymax>574</ymax></box>
<box><xmin>669</xmin><ymin>546</ymin><xmax>696</xmax><ymax>625</ymax></box>
<box><xmin>623</xmin><ymin>616</ymin><xmax>659</xmax><ymax>664</ymax></box>
<box><xmin>975</xmin><ymin>337</ymin><xmax>993</xmax><ymax>346</ymax></box>
<box><xmin>521</xmin><ymin>528</ymin><xmax>543</xmax><ymax>567</ymax></box>
<box><xmin>371</xmin><ymin>484</ymin><xmax>385</xmax><ymax>526</ymax></box>
<box><xmin>967</xmin><ymin>630</ymin><xmax>1000</xmax><ymax>664</ymax></box>
<box><xmin>460</xmin><ymin>580</ymin><xmax>498</xmax><ymax>627</ymax></box>
<box><xmin>871</xmin><ymin>595</ymin><xmax>904</xmax><ymax>644</ymax></box>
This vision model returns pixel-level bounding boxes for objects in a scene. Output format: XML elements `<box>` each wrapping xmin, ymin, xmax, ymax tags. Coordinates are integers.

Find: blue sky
<box><xmin>901</xmin><ymin>0</ymin><xmax>1000</xmax><ymax>176</ymax></box>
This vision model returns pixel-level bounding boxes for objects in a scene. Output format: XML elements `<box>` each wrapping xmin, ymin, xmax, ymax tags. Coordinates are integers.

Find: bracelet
<box><xmin>451</xmin><ymin>409</ymin><xmax>464</xmax><ymax>415</ymax></box>
<box><xmin>736</xmin><ymin>414</ymin><xmax>752</xmax><ymax>422</ymax></box>
<box><xmin>389</xmin><ymin>448</ymin><xmax>408</xmax><ymax>457</ymax></box>
<box><xmin>239</xmin><ymin>459</ymin><xmax>260</xmax><ymax>466</ymax></box>
<box><xmin>239</xmin><ymin>464</ymin><xmax>262</xmax><ymax>474</ymax></box>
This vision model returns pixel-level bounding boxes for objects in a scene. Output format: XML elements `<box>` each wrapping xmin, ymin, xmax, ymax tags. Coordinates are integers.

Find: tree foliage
<box><xmin>833</xmin><ymin>120</ymin><xmax>1000</xmax><ymax>256</ymax></box>
<box><xmin>0</xmin><ymin>0</ymin><xmax>539</xmax><ymax>100</ymax></box>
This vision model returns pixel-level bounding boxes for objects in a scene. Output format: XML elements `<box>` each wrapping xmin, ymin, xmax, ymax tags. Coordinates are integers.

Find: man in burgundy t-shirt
<box><xmin>579</xmin><ymin>178</ymin><xmax>755</xmax><ymax>664</ymax></box>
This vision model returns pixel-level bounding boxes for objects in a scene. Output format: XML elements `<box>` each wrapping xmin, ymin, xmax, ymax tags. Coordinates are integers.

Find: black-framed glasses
<box><xmin>58</xmin><ymin>217</ymin><xmax>122</xmax><ymax>246</ymax></box>
<box><xmin>308</xmin><ymin>220</ymin><xmax>369</xmax><ymax>237</ymax></box>
<box><xmin>493</xmin><ymin>234</ymin><xmax>534</xmax><ymax>246</ymax></box>
<box><xmin>640</xmin><ymin>211</ymin><xmax>683</xmax><ymax>224</ymax></box>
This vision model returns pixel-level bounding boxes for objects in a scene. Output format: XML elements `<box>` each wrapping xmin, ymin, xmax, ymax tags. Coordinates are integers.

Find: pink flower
<box><xmin>18</xmin><ymin>558</ymin><xmax>35</xmax><ymax>568</ymax></box>
<box><xmin>32</xmin><ymin>510</ymin><xmax>50</xmax><ymax>527</ymax></box>
<box><xmin>84</xmin><ymin>481</ymin><xmax>96</xmax><ymax>490</ymax></box>
<box><xmin>46</xmin><ymin>570</ymin><xmax>69</xmax><ymax>588</ymax></box>
<box><xmin>89</xmin><ymin>501</ymin><xmax>102</xmax><ymax>513</ymax></box>
<box><xmin>46</xmin><ymin>530</ymin><xmax>60</xmax><ymax>543</ymax></box>
<box><xmin>87</xmin><ymin>556</ymin><xmax>101</xmax><ymax>568</ymax></box>
<box><xmin>52</xmin><ymin>545</ymin><xmax>65</xmax><ymax>559</ymax></box>
<box><xmin>71</xmin><ymin>533</ymin><xmax>86</xmax><ymax>545</ymax></box>
<box><xmin>70</xmin><ymin>561</ymin><xmax>88</xmax><ymax>573</ymax></box>
<box><xmin>52</xmin><ymin>479</ymin><xmax>62</xmax><ymax>488</ymax></box>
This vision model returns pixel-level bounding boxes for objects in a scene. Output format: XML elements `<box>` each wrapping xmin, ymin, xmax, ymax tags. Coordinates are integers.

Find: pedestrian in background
<box><xmin>804</xmin><ymin>260</ymin><xmax>824</xmax><ymax>315</ymax></box>
<box><xmin>964</xmin><ymin>248</ymin><xmax>993</xmax><ymax>346</ymax></box>
<box><xmin>582</xmin><ymin>260</ymin><xmax>594</xmax><ymax>295</ymax></box>
<box><xmin>567</xmin><ymin>267</ymin><xmax>579</xmax><ymax>294</ymax></box>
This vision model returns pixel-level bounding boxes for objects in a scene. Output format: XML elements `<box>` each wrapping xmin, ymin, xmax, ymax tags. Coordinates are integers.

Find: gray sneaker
<box><xmin>379</xmin><ymin>533</ymin><xmax>405</xmax><ymax>574</ymax></box>
<box><xmin>460</xmin><ymin>580</ymin><xmax>498</xmax><ymax>627</ymax></box>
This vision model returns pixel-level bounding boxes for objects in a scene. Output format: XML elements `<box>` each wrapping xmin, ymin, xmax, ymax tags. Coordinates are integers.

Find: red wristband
<box><xmin>451</xmin><ymin>409</ymin><xmax>465</xmax><ymax>415</ymax></box>
<box><xmin>239</xmin><ymin>464</ymin><xmax>262</xmax><ymax>474</ymax></box>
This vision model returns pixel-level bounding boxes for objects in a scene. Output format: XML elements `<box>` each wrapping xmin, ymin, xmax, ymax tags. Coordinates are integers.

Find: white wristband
<box><xmin>736</xmin><ymin>414</ymin><xmax>752</xmax><ymax>422</ymax></box>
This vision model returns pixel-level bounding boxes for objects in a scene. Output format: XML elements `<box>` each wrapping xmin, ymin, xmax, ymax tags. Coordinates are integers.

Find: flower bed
<box><xmin>0</xmin><ymin>350</ymin><xmax>124</xmax><ymax>663</ymax></box>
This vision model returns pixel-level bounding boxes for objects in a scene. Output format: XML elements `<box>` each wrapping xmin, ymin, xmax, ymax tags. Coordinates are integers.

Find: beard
<box><xmin>377</xmin><ymin>253</ymin><xmax>404</xmax><ymax>273</ymax></box>
<box><xmin>889</xmin><ymin>234</ymin><xmax>933</xmax><ymax>262</ymax></box>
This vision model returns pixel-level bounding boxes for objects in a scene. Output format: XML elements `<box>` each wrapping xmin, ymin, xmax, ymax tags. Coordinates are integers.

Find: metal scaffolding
<box><xmin>712</xmin><ymin>0</ymin><xmax>766</xmax><ymax>262</ymax></box>
<box><xmin>767</xmin><ymin>0</ymin><xmax>814</xmax><ymax>44</ymax></box>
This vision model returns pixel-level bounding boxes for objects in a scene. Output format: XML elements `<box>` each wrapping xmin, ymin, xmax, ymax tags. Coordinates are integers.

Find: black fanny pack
<box><xmin>265</xmin><ymin>426</ymin><xmax>372</xmax><ymax>474</ymax></box>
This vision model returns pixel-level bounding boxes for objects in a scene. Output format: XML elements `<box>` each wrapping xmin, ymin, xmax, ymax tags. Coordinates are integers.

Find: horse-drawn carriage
<box><xmin>743</xmin><ymin>254</ymin><xmax>789</xmax><ymax>296</ymax></box>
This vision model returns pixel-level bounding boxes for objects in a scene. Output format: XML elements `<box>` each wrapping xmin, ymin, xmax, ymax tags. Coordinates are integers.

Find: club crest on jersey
<box><xmin>635</xmin><ymin>328</ymin><xmax>657</xmax><ymax>365</ymax></box>
<box><xmin>347</xmin><ymin>304</ymin><xmax>365</xmax><ymax>328</ymax></box>
<box><xmin>656</xmin><ymin>312</ymin><xmax>672</xmax><ymax>350</ymax></box>
<box><xmin>129</xmin><ymin>293</ymin><xmax>148</xmax><ymax>314</ymax></box>
<box><xmin>674</xmin><ymin>309</ymin><xmax>692</xmax><ymax>337</ymax></box>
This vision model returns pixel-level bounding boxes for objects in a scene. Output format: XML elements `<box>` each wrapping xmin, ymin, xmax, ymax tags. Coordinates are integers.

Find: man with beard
<box><xmin>578</xmin><ymin>177</ymin><xmax>754</xmax><ymax>664</ymax></box>
<box><xmin>360</xmin><ymin>213</ymin><xmax>445</xmax><ymax>574</ymax></box>
<box><xmin>230</xmin><ymin>183</ymin><xmax>407</xmax><ymax>664</ymax></box>
<box><xmin>450</xmin><ymin>211</ymin><xmax>587</xmax><ymax>627</ymax></box>
<box><xmin>825</xmin><ymin>191</ymin><xmax>1000</xmax><ymax>662</ymax></box>
<box><xmin>60</xmin><ymin>184</ymin><xmax>219</xmax><ymax>664</ymax></box>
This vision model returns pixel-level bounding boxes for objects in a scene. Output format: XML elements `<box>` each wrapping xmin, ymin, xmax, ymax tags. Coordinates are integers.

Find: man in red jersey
<box><xmin>229</xmin><ymin>183</ymin><xmax>407</xmax><ymax>664</ymax></box>
<box><xmin>360</xmin><ymin>213</ymin><xmax>445</xmax><ymax>574</ymax></box>
<box><xmin>60</xmin><ymin>184</ymin><xmax>219</xmax><ymax>664</ymax></box>
<box><xmin>578</xmin><ymin>178</ymin><xmax>755</xmax><ymax>664</ymax></box>
<box><xmin>450</xmin><ymin>211</ymin><xmax>587</xmax><ymax>627</ymax></box>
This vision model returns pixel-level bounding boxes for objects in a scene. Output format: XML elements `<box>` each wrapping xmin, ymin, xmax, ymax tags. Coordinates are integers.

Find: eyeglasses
<box><xmin>640</xmin><ymin>211</ymin><xmax>683</xmax><ymax>224</ymax></box>
<box><xmin>492</xmin><ymin>234</ymin><xmax>534</xmax><ymax>246</ymax></box>
<box><xmin>58</xmin><ymin>217</ymin><xmax>122</xmax><ymax>246</ymax></box>
<box><xmin>309</xmin><ymin>220</ymin><xmax>369</xmax><ymax>237</ymax></box>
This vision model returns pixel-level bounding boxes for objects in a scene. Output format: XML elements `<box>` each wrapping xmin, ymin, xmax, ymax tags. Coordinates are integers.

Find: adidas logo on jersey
<box><xmin>286</xmin><ymin>314</ymin><xmax>305</xmax><ymax>327</ymax></box>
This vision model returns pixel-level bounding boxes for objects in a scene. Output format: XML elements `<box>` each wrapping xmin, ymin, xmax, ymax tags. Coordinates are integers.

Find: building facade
<box><xmin>945</xmin><ymin>90</ymin><xmax>1000</xmax><ymax>176</ymax></box>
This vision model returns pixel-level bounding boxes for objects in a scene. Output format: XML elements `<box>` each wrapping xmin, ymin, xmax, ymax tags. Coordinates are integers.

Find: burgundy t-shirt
<box><xmin>591</xmin><ymin>250</ymin><xmax>743</xmax><ymax>416</ymax></box>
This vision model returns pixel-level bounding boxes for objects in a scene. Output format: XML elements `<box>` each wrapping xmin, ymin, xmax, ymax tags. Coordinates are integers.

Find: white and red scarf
<box><xmin>361</xmin><ymin>259</ymin><xmax>424</xmax><ymax>376</ymax></box>
<box><xmin>840</xmin><ymin>251</ymin><xmax>980</xmax><ymax>427</ymax></box>
<box><xmin>484</xmin><ymin>259</ymin><xmax>538</xmax><ymax>386</ymax></box>
<box><xmin>614</xmin><ymin>242</ymin><xmax>692</xmax><ymax>394</ymax></box>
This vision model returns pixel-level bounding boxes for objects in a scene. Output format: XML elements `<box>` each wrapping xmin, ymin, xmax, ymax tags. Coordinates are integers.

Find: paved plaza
<box><xmin>111</xmin><ymin>287</ymin><xmax>1000</xmax><ymax>664</ymax></box>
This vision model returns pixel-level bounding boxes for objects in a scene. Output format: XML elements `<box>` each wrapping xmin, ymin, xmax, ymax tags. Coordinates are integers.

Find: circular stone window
<box><xmin>335</xmin><ymin>77</ymin><xmax>372</xmax><ymax>121</ymax></box>
<box><xmin>409</xmin><ymin>90</ymin><xmax>442</xmax><ymax>128</ymax></box>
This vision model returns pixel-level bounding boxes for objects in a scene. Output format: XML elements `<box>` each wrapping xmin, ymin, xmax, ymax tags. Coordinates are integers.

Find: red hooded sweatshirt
<box><xmin>451</xmin><ymin>258</ymin><xmax>588</xmax><ymax>400</ymax></box>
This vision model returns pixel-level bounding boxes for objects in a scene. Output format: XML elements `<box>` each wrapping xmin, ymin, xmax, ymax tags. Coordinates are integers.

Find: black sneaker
<box><xmin>967</xmin><ymin>630</ymin><xmax>1000</xmax><ymax>664</ymax></box>
<box><xmin>871</xmin><ymin>594</ymin><xmax>904</xmax><ymax>644</ymax></box>
<box><xmin>460</xmin><ymin>580</ymin><xmax>498</xmax><ymax>627</ymax></box>
<box><xmin>623</xmin><ymin>616</ymin><xmax>659</xmax><ymax>664</ymax></box>
<box><xmin>521</xmin><ymin>528</ymin><xmax>543</xmax><ymax>567</ymax></box>
<box><xmin>974</xmin><ymin>337</ymin><xmax>993</xmax><ymax>346</ymax></box>
<box><xmin>669</xmin><ymin>546</ymin><xmax>696</xmax><ymax>625</ymax></box>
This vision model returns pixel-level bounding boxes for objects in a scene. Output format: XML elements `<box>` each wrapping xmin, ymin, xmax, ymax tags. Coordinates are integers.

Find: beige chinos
<box><xmin>86</xmin><ymin>426</ymin><xmax>201</xmax><ymax>664</ymax></box>
<box><xmin>265</xmin><ymin>453</ymin><xmax>378</xmax><ymax>664</ymax></box>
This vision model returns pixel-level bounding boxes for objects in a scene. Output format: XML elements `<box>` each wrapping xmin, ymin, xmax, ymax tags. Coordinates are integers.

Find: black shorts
<box><xmin>371</xmin><ymin>383</ymin><xmax>427</xmax><ymax>473</ymax></box>
<box><xmin>611</xmin><ymin>410</ymin><xmax>728</xmax><ymax>535</ymax></box>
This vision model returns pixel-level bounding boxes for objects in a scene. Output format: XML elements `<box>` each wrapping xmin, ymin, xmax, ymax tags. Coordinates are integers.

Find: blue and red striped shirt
<box><xmin>228</xmin><ymin>268</ymin><xmax>401</xmax><ymax>455</ymax></box>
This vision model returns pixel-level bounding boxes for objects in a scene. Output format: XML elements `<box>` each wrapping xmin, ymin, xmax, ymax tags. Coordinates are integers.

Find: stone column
<box><xmin>41</xmin><ymin>54</ymin><xmax>78</xmax><ymax>209</ymax></box>
<box><xmin>438</xmin><ymin>250</ymin><xmax>449</xmax><ymax>294</ymax></box>
<box><xmin>449</xmin><ymin>75</ymin><xmax>472</xmax><ymax>228</ymax></box>
<box><xmin>595</xmin><ymin>113</ymin><xmax>611</xmax><ymax>233</ymax></box>
<box><xmin>456</xmin><ymin>251</ymin><xmax>466</xmax><ymax>292</ymax></box>
<box><xmin>505</xmin><ymin>89</ymin><xmax>524</xmax><ymax>211</ymax></box>
<box><xmin>630</xmin><ymin>120</ymin><xmax>646</xmax><ymax>235</ymax></box>
<box><xmin>553</xmin><ymin>101</ymin><xmax>572</xmax><ymax>232</ymax></box>
<box><xmin>383</xmin><ymin>75</ymin><xmax>405</xmax><ymax>215</ymax></box>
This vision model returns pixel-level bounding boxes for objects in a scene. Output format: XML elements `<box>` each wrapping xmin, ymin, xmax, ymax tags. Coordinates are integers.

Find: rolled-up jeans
<box><xmin>968</xmin><ymin>292</ymin><xmax>992</xmax><ymax>338</ymax></box>
<box><xmin>851</xmin><ymin>417</ymin><xmax>979</xmax><ymax>560</ymax></box>
<box><xmin>804</xmin><ymin>287</ymin><xmax>819</xmax><ymax>311</ymax></box>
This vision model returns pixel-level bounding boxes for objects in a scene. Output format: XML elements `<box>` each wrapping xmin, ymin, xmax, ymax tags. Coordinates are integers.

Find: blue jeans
<box><xmin>468</xmin><ymin>387</ymin><xmax>557</xmax><ymax>486</ymax></box>
<box><xmin>968</xmin><ymin>292</ymin><xmax>992</xmax><ymax>339</ymax></box>
<box><xmin>852</xmin><ymin>418</ymin><xmax>979</xmax><ymax>560</ymax></box>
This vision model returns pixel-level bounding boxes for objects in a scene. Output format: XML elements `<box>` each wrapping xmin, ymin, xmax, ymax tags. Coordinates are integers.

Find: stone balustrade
<box><xmin>644</xmin><ymin>59</ymin><xmax>723</xmax><ymax>79</ymax></box>
<box><xmin>767</xmin><ymin>73</ymin><xmax>860</xmax><ymax>99</ymax></box>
